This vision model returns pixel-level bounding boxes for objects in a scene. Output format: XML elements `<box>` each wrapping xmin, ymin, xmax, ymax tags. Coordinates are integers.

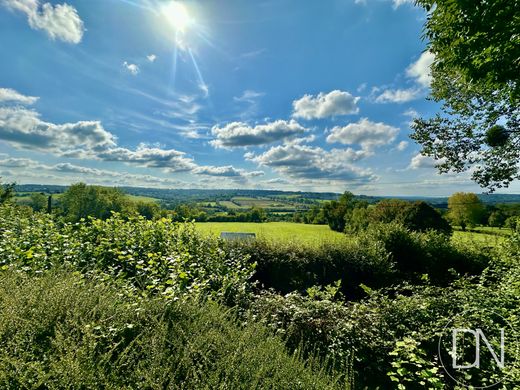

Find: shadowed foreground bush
<box><xmin>233</xmin><ymin>223</ymin><xmax>489</xmax><ymax>298</ymax></box>
<box><xmin>0</xmin><ymin>270</ymin><xmax>340</xmax><ymax>389</ymax></box>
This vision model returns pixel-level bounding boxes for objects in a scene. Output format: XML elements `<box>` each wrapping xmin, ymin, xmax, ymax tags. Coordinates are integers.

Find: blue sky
<box><xmin>1</xmin><ymin>0</ymin><xmax>517</xmax><ymax>196</ymax></box>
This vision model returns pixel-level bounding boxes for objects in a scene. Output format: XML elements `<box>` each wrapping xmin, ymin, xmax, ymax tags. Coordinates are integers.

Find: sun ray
<box><xmin>188</xmin><ymin>48</ymin><xmax>209</xmax><ymax>98</ymax></box>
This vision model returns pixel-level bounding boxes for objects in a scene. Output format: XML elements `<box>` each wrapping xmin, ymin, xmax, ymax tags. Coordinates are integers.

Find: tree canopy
<box><xmin>411</xmin><ymin>0</ymin><xmax>520</xmax><ymax>191</ymax></box>
<box><xmin>0</xmin><ymin>180</ymin><xmax>14</xmax><ymax>204</ymax></box>
<box><xmin>447</xmin><ymin>192</ymin><xmax>486</xmax><ymax>230</ymax></box>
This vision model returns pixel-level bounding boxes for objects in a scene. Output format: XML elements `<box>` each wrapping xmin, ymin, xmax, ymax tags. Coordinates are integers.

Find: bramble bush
<box><xmin>0</xmin><ymin>204</ymin><xmax>254</xmax><ymax>305</ymax></box>
<box><xmin>251</xmin><ymin>227</ymin><xmax>520</xmax><ymax>388</ymax></box>
<box><xmin>233</xmin><ymin>222</ymin><xmax>489</xmax><ymax>298</ymax></box>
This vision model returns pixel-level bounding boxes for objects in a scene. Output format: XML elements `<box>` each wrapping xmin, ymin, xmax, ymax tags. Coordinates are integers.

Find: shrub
<box><xmin>0</xmin><ymin>205</ymin><xmax>254</xmax><ymax>305</ymax></box>
<box><xmin>0</xmin><ymin>270</ymin><xmax>341</xmax><ymax>389</ymax></box>
<box><xmin>359</xmin><ymin>223</ymin><xmax>489</xmax><ymax>283</ymax></box>
<box><xmin>231</xmin><ymin>238</ymin><xmax>395</xmax><ymax>299</ymax></box>
<box><xmin>369</xmin><ymin>200</ymin><xmax>452</xmax><ymax>234</ymax></box>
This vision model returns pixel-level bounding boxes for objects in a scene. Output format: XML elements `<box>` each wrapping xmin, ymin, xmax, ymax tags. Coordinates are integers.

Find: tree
<box><xmin>411</xmin><ymin>0</ymin><xmax>520</xmax><ymax>191</ymax></box>
<box><xmin>29</xmin><ymin>192</ymin><xmax>48</xmax><ymax>212</ymax></box>
<box><xmin>60</xmin><ymin>183</ymin><xmax>132</xmax><ymax>221</ymax></box>
<box><xmin>134</xmin><ymin>201</ymin><xmax>160</xmax><ymax>220</ymax></box>
<box><xmin>249</xmin><ymin>207</ymin><xmax>266</xmax><ymax>223</ymax></box>
<box><xmin>0</xmin><ymin>179</ymin><xmax>15</xmax><ymax>204</ymax></box>
<box><xmin>348</xmin><ymin>206</ymin><xmax>371</xmax><ymax>233</ymax></box>
<box><xmin>370</xmin><ymin>199</ymin><xmax>451</xmax><ymax>234</ymax></box>
<box><xmin>488</xmin><ymin>210</ymin><xmax>507</xmax><ymax>228</ymax></box>
<box><xmin>505</xmin><ymin>216</ymin><xmax>519</xmax><ymax>231</ymax></box>
<box><xmin>322</xmin><ymin>192</ymin><xmax>358</xmax><ymax>232</ymax></box>
<box><xmin>447</xmin><ymin>192</ymin><xmax>486</xmax><ymax>230</ymax></box>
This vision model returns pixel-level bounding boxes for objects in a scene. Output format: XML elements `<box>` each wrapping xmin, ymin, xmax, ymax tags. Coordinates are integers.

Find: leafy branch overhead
<box><xmin>411</xmin><ymin>0</ymin><xmax>520</xmax><ymax>191</ymax></box>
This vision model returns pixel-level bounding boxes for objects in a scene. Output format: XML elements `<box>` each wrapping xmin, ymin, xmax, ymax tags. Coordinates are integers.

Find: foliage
<box><xmin>0</xmin><ymin>270</ymin><xmax>340</xmax><ymax>389</ymax></box>
<box><xmin>505</xmin><ymin>216</ymin><xmax>519</xmax><ymax>230</ymax></box>
<box><xmin>0</xmin><ymin>204</ymin><xmax>255</xmax><ymax>305</ymax></box>
<box><xmin>447</xmin><ymin>192</ymin><xmax>486</xmax><ymax>230</ymax></box>
<box><xmin>488</xmin><ymin>209</ymin><xmax>507</xmax><ymax>228</ymax></box>
<box><xmin>0</xmin><ymin>179</ymin><xmax>15</xmax><ymax>204</ymax></box>
<box><xmin>29</xmin><ymin>192</ymin><xmax>48</xmax><ymax>212</ymax></box>
<box><xmin>234</xmin><ymin>237</ymin><xmax>395</xmax><ymax>298</ymax></box>
<box><xmin>370</xmin><ymin>199</ymin><xmax>451</xmax><ymax>234</ymax></box>
<box><xmin>232</xmin><ymin>223</ymin><xmax>487</xmax><ymax>297</ymax></box>
<box><xmin>60</xmin><ymin>183</ymin><xmax>134</xmax><ymax>222</ymax></box>
<box><xmin>133</xmin><ymin>200</ymin><xmax>161</xmax><ymax>220</ymax></box>
<box><xmin>411</xmin><ymin>0</ymin><xmax>520</xmax><ymax>190</ymax></box>
<box><xmin>322</xmin><ymin>192</ymin><xmax>364</xmax><ymax>232</ymax></box>
<box><xmin>359</xmin><ymin>222</ymin><xmax>488</xmax><ymax>283</ymax></box>
<box><xmin>387</xmin><ymin>337</ymin><xmax>443</xmax><ymax>389</ymax></box>
<box><xmin>253</xmin><ymin>227</ymin><xmax>520</xmax><ymax>388</ymax></box>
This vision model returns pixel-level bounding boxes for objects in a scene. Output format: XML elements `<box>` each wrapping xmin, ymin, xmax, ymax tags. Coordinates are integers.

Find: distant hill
<box><xmin>12</xmin><ymin>184</ymin><xmax>520</xmax><ymax>208</ymax></box>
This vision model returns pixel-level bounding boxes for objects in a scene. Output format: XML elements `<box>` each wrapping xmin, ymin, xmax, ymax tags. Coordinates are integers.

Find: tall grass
<box><xmin>0</xmin><ymin>270</ymin><xmax>341</xmax><ymax>389</ymax></box>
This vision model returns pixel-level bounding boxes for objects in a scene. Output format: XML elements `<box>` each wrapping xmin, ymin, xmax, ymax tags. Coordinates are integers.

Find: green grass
<box><xmin>218</xmin><ymin>200</ymin><xmax>245</xmax><ymax>209</ymax></box>
<box><xmin>195</xmin><ymin>222</ymin><xmax>347</xmax><ymax>245</ymax></box>
<box><xmin>197</xmin><ymin>222</ymin><xmax>512</xmax><ymax>248</ymax></box>
<box><xmin>0</xmin><ymin>270</ymin><xmax>340</xmax><ymax>389</ymax></box>
<box><xmin>125</xmin><ymin>194</ymin><xmax>159</xmax><ymax>203</ymax></box>
<box><xmin>452</xmin><ymin>230</ymin><xmax>507</xmax><ymax>246</ymax></box>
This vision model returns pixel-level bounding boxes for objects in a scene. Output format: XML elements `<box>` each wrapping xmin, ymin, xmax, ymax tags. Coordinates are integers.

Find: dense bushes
<box><xmin>252</xmin><ymin>227</ymin><xmax>520</xmax><ymax>388</ymax></box>
<box><xmin>233</xmin><ymin>223</ymin><xmax>489</xmax><ymax>298</ymax></box>
<box><xmin>233</xmin><ymin>238</ymin><xmax>393</xmax><ymax>299</ymax></box>
<box><xmin>0</xmin><ymin>202</ymin><xmax>511</xmax><ymax>388</ymax></box>
<box><xmin>0</xmin><ymin>270</ymin><xmax>340</xmax><ymax>389</ymax></box>
<box><xmin>360</xmin><ymin>223</ymin><xmax>488</xmax><ymax>283</ymax></box>
<box><xmin>0</xmin><ymin>205</ymin><xmax>254</xmax><ymax>305</ymax></box>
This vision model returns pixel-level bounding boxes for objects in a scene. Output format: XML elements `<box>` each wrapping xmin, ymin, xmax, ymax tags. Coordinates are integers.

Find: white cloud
<box><xmin>0</xmin><ymin>88</ymin><xmax>264</xmax><ymax>181</ymax></box>
<box><xmin>97</xmin><ymin>145</ymin><xmax>196</xmax><ymax>172</ymax></box>
<box><xmin>292</xmin><ymin>90</ymin><xmax>360</xmax><ymax>120</ymax></box>
<box><xmin>246</xmin><ymin>143</ymin><xmax>373</xmax><ymax>182</ymax></box>
<box><xmin>211</xmin><ymin>119</ymin><xmax>308</xmax><ymax>149</ymax></box>
<box><xmin>0</xmin><ymin>106</ymin><xmax>117</xmax><ymax>155</ymax></box>
<box><xmin>374</xmin><ymin>88</ymin><xmax>422</xmax><ymax>103</ymax></box>
<box><xmin>193</xmin><ymin>165</ymin><xmax>264</xmax><ymax>181</ymax></box>
<box><xmin>147</xmin><ymin>54</ymin><xmax>157</xmax><ymax>62</ymax></box>
<box><xmin>326</xmin><ymin>118</ymin><xmax>399</xmax><ymax>150</ymax></box>
<box><xmin>2</xmin><ymin>0</ymin><xmax>84</xmax><ymax>43</ymax></box>
<box><xmin>409</xmin><ymin>153</ymin><xmax>446</xmax><ymax>169</ymax></box>
<box><xmin>406</xmin><ymin>51</ymin><xmax>435</xmax><ymax>87</ymax></box>
<box><xmin>0</xmin><ymin>88</ymin><xmax>39</xmax><ymax>104</ymax></box>
<box><xmin>198</xmin><ymin>82</ymin><xmax>209</xmax><ymax>97</ymax></box>
<box><xmin>123</xmin><ymin>61</ymin><xmax>140</xmax><ymax>75</ymax></box>
<box><xmin>393</xmin><ymin>0</ymin><xmax>414</xmax><ymax>9</ymax></box>
<box><xmin>396</xmin><ymin>140</ymin><xmax>409</xmax><ymax>151</ymax></box>
<box><xmin>233</xmin><ymin>90</ymin><xmax>265</xmax><ymax>103</ymax></box>
<box><xmin>0</xmin><ymin>156</ymin><xmax>188</xmax><ymax>188</ymax></box>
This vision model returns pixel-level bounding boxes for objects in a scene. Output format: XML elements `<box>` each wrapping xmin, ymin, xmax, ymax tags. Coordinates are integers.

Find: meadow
<box><xmin>196</xmin><ymin>221</ymin><xmax>507</xmax><ymax>247</ymax></box>
<box><xmin>195</xmin><ymin>221</ymin><xmax>347</xmax><ymax>245</ymax></box>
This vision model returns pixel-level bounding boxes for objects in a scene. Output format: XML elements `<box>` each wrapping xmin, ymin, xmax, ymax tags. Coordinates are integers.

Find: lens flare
<box><xmin>161</xmin><ymin>1</ymin><xmax>192</xmax><ymax>32</ymax></box>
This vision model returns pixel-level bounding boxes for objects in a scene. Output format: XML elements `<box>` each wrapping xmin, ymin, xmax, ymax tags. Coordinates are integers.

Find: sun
<box><xmin>161</xmin><ymin>1</ymin><xmax>192</xmax><ymax>32</ymax></box>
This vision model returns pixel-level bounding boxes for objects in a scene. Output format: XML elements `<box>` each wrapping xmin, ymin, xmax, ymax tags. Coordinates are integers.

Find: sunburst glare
<box><xmin>161</xmin><ymin>1</ymin><xmax>192</xmax><ymax>33</ymax></box>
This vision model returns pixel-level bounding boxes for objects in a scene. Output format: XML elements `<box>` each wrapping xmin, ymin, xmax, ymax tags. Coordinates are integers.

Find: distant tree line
<box><xmin>298</xmin><ymin>191</ymin><xmax>520</xmax><ymax>234</ymax></box>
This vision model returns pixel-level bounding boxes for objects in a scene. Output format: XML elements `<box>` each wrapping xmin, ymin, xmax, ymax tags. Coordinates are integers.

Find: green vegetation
<box><xmin>196</xmin><ymin>221</ymin><xmax>346</xmax><ymax>245</ymax></box>
<box><xmin>0</xmin><ymin>180</ymin><xmax>14</xmax><ymax>204</ymax></box>
<box><xmin>411</xmin><ymin>0</ymin><xmax>519</xmax><ymax>190</ymax></box>
<box><xmin>0</xmin><ymin>270</ymin><xmax>339</xmax><ymax>389</ymax></box>
<box><xmin>447</xmin><ymin>192</ymin><xmax>486</xmax><ymax>230</ymax></box>
<box><xmin>2</xmin><ymin>182</ymin><xmax>520</xmax><ymax>388</ymax></box>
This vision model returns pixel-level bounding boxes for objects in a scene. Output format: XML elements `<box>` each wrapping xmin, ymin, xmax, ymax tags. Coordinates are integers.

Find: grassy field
<box><xmin>453</xmin><ymin>229</ymin><xmax>509</xmax><ymax>246</ymax></box>
<box><xmin>197</xmin><ymin>222</ymin><xmax>510</xmax><ymax>247</ymax></box>
<box><xmin>195</xmin><ymin>222</ymin><xmax>346</xmax><ymax>245</ymax></box>
<box><xmin>125</xmin><ymin>194</ymin><xmax>159</xmax><ymax>203</ymax></box>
